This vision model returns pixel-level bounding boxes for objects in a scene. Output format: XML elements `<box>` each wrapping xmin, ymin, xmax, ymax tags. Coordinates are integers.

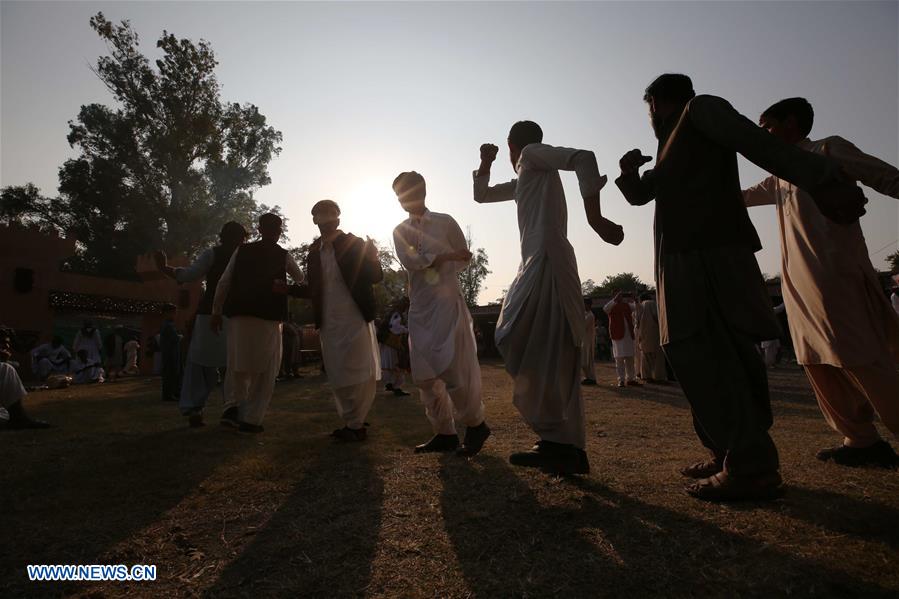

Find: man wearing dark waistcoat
<box><xmin>616</xmin><ymin>73</ymin><xmax>866</xmax><ymax>501</ymax></box>
<box><xmin>155</xmin><ymin>221</ymin><xmax>248</xmax><ymax>428</ymax></box>
<box><xmin>289</xmin><ymin>200</ymin><xmax>383</xmax><ymax>442</ymax></box>
<box><xmin>211</xmin><ymin>213</ymin><xmax>304</xmax><ymax>433</ymax></box>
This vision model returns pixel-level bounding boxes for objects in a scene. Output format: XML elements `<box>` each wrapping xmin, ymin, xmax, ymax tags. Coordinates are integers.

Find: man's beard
<box><xmin>650</xmin><ymin>112</ymin><xmax>669</xmax><ymax>141</ymax></box>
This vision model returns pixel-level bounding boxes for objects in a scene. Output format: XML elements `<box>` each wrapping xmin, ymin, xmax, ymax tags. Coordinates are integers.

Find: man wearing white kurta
<box><xmin>392</xmin><ymin>171</ymin><xmax>491</xmax><ymax>457</ymax></box>
<box><xmin>211</xmin><ymin>214</ymin><xmax>303</xmax><ymax>434</ymax></box>
<box><xmin>604</xmin><ymin>293</ymin><xmax>640</xmax><ymax>387</ymax></box>
<box><xmin>581</xmin><ymin>299</ymin><xmax>597</xmax><ymax>385</ymax></box>
<box><xmin>289</xmin><ymin>200</ymin><xmax>382</xmax><ymax>442</ymax></box>
<box><xmin>0</xmin><ymin>361</ymin><xmax>50</xmax><ymax>429</ymax></box>
<box><xmin>156</xmin><ymin>221</ymin><xmax>248</xmax><ymax>427</ymax></box>
<box><xmin>473</xmin><ymin>121</ymin><xmax>624</xmax><ymax>475</ymax></box>
<box><xmin>743</xmin><ymin>97</ymin><xmax>899</xmax><ymax>468</ymax></box>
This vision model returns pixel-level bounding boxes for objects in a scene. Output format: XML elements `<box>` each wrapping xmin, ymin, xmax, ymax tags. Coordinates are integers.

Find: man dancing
<box><xmin>616</xmin><ymin>73</ymin><xmax>865</xmax><ymax>500</ymax></box>
<box><xmin>474</xmin><ymin>121</ymin><xmax>623</xmax><ymax>475</ymax></box>
<box><xmin>743</xmin><ymin>97</ymin><xmax>899</xmax><ymax>468</ymax></box>
<box><xmin>289</xmin><ymin>200</ymin><xmax>383</xmax><ymax>442</ymax></box>
<box><xmin>156</xmin><ymin>221</ymin><xmax>248</xmax><ymax>427</ymax></box>
<box><xmin>393</xmin><ymin>171</ymin><xmax>490</xmax><ymax>457</ymax></box>
<box><xmin>211</xmin><ymin>213</ymin><xmax>303</xmax><ymax>433</ymax></box>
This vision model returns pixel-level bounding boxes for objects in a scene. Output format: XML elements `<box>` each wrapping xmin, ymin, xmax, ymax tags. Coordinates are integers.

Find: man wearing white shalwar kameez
<box><xmin>156</xmin><ymin>221</ymin><xmax>248</xmax><ymax>427</ymax></box>
<box><xmin>0</xmin><ymin>360</ymin><xmax>50</xmax><ymax>429</ymax></box>
<box><xmin>392</xmin><ymin>171</ymin><xmax>491</xmax><ymax>457</ymax></box>
<box><xmin>212</xmin><ymin>214</ymin><xmax>303</xmax><ymax>433</ymax></box>
<box><xmin>604</xmin><ymin>293</ymin><xmax>640</xmax><ymax>387</ymax></box>
<box><xmin>289</xmin><ymin>200</ymin><xmax>383</xmax><ymax>442</ymax></box>
<box><xmin>581</xmin><ymin>299</ymin><xmax>597</xmax><ymax>385</ymax></box>
<box><xmin>743</xmin><ymin>97</ymin><xmax>899</xmax><ymax>468</ymax></box>
<box><xmin>473</xmin><ymin>121</ymin><xmax>624</xmax><ymax>475</ymax></box>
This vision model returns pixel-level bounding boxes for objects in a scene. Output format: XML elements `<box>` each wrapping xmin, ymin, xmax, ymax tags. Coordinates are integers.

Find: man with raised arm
<box><xmin>616</xmin><ymin>73</ymin><xmax>865</xmax><ymax>500</ymax></box>
<box><xmin>474</xmin><ymin>121</ymin><xmax>623</xmax><ymax>475</ymax></box>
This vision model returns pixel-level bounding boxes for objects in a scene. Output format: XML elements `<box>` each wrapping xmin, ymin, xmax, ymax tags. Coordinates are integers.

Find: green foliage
<box><xmin>0</xmin><ymin>12</ymin><xmax>283</xmax><ymax>277</ymax></box>
<box><xmin>458</xmin><ymin>228</ymin><xmax>490</xmax><ymax>307</ymax></box>
<box><xmin>592</xmin><ymin>272</ymin><xmax>650</xmax><ymax>297</ymax></box>
<box><xmin>886</xmin><ymin>250</ymin><xmax>899</xmax><ymax>273</ymax></box>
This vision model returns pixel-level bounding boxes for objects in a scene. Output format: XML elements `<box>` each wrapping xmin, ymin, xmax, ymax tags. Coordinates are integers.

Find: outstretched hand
<box><xmin>619</xmin><ymin>149</ymin><xmax>652</xmax><ymax>175</ymax></box>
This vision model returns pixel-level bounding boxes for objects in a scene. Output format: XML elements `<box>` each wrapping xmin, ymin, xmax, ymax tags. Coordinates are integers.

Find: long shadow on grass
<box><xmin>742</xmin><ymin>485</ymin><xmax>899</xmax><ymax>551</ymax></box>
<box><xmin>205</xmin><ymin>445</ymin><xmax>383</xmax><ymax>598</ymax></box>
<box><xmin>0</xmin><ymin>426</ymin><xmax>252</xmax><ymax>597</ymax></box>
<box><xmin>439</xmin><ymin>456</ymin><xmax>895</xmax><ymax>597</ymax></box>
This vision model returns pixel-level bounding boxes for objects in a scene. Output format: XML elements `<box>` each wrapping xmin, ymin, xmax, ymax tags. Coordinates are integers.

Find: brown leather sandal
<box><xmin>686</xmin><ymin>471</ymin><xmax>783</xmax><ymax>502</ymax></box>
<box><xmin>679</xmin><ymin>459</ymin><xmax>723</xmax><ymax>479</ymax></box>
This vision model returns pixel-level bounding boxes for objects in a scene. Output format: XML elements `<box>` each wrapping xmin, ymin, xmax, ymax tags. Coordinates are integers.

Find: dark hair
<box><xmin>508</xmin><ymin>121</ymin><xmax>543</xmax><ymax>148</ymax></box>
<box><xmin>258</xmin><ymin>213</ymin><xmax>282</xmax><ymax>230</ymax></box>
<box><xmin>761</xmin><ymin>97</ymin><xmax>814</xmax><ymax>137</ymax></box>
<box><xmin>644</xmin><ymin>74</ymin><xmax>696</xmax><ymax>105</ymax></box>
<box><xmin>51</xmin><ymin>335</ymin><xmax>64</xmax><ymax>346</ymax></box>
<box><xmin>219</xmin><ymin>221</ymin><xmax>248</xmax><ymax>247</ymax></box>
<box><xmin>392</xmin><ymin>171</ymin><xmax>426</xmax><ymax>195</ymax></box>
<box><xmin>311</xmin><ymin>199</ymin><xmax>341</xmax><ymax>216</ymax></box>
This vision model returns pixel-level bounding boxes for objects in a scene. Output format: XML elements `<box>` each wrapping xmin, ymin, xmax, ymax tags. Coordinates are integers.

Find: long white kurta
<box><xmin>318</xmin><ymin>241</ymin><xmax>380</xmax><ymax>428</ymax></box>
<box><xmin>744</xmin><ymin>136</ymin><xmax>899</xmax><ymax>367</ymax></box>
<box><xmin>0</xmin><ymin>362</ymin><xmax>27</xmax><ymax>408</ymax></box>
<box><xmin>393</xmin><ymin>209</ymin><xmax>484</xmax><ymax>433</ymax></box>
<box><xmin>175</xmin><ymin>248</ymin><xmax>235</xmax><ymax>367</ymax></box>
<box><xmin>212</xmin><ymin>247</ymin><xmax>304</xmax><ymax>425</ymax></box>
<box><xmin>73</xmin><ymin>330</ymin><xmax>103</xmax><ymax>365</ymax></box>
<box><xmin>474</xmin><ymin>143</ymin><xmax>605</xmax><ymax>445</ymax></box>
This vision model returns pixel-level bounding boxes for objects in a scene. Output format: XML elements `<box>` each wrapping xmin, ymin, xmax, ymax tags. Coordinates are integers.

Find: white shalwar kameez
<box><xmin>474</xmin><ymin>143</ymin><xmax>606</xmax><ymax>449</ymax></box>
<box><xmin>212</xmin><ymin>251</ymin><xmax>304</xmax><ymax>426</ymax></box>
<box><xmin>0</xmin><ymin>362</ymin><xmax>27</xmax><ymax>409</ymax></box>
<box><xmin>393</xmin><ymin>210</ymin><xmax>484</xmax><ymax>435</ymax></box>
<box><xmin>318</xmin><ymin>241</ymin><xmax>381</xmax><ymax>429</ymax></box>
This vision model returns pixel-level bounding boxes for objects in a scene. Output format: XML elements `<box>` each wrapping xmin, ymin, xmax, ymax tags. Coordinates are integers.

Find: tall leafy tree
<box><xmin>458</xmin><ymin>228</ymin><xmax>490</xmax><ymax>308</ymax></box>
<box><xmin>1</xmin><ymin>13</ymin><xmax>283</xmax><ymax>277</ymax></box>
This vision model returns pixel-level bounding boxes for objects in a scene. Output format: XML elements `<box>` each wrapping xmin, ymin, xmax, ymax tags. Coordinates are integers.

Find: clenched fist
<box><xmin>480</xmin><ymin>143</ymin><xmax>499</xmax><ymax>163</ymax></box>
<box><xmin>619</xmin><ymin>149</ymin><xmax>652</xmax><ymax>175</ymax></box>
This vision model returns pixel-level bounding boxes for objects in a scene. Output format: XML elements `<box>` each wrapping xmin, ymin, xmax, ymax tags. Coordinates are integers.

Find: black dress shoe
<box><xmin>238</xmin><ymin>422</ymin><xmax>264</xmax><ymax>434</ymax></box>
<box><xmin>220</xmin><ymin>407</ymin><xmax>240</xmax><ymax>428</ymax></box>
<box><xmin>510</xmin><ymin>440</ymin><xmax>588</xmax><ymax>475</ymax></box>
<box><xmin>7</xmin><ymin>416</ymin><xmax>52</xmax><ymax>430</ymax></box>
<box><xmin>188</xmin><ymin>414</ymin><xmax>204</xmax><ymax>428</ymax></box>
<box><xmin>816</xmin><ymin>440</ymin><xmax>899</xmax><ymax>469</ymax></box>
<box><xmin>414</xmin><ymin>434</ymin><xmax>459</xmax><ymax>453</ymax></box>
<box><xmin>392</xmin><ymin>388</ymin><xmax>411</xmax><ymax>397</ymax></box>
<box><xmin>456</xmin><ymin>422</ymin><xmax>491</xmax><ymax>457</ymax></box>
<box><xmin>331</xmin><ymin>426</ymin><xmax>367</xmax><ymax>442</ymax></box>
<box><xmin>385</xmin><ymin>383</ymin><xmax>394</xmax><ymax>391</ymax></box>
<box><xmin>581</xmin><ymin>378</ymin><xmax>597</xmax><ymax>386</ymax></box>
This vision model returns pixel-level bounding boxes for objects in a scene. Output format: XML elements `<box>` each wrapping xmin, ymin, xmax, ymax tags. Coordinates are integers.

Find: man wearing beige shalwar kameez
<box><xmin>744</xmin><ymin>97</ymin><xmax>899</xmax><ymax>468</ymax></box>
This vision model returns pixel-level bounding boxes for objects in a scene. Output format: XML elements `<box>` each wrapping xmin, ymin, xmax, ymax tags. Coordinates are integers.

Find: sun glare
<box><xmin>340</xmin><ymin>180</ymin><xmax>406</xmax><ymax>249</ymax></box>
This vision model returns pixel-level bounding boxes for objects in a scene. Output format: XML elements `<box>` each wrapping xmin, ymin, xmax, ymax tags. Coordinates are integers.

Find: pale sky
<box><xmin>2</xmin><ymin>1</ymin><xmax>897</xmax><ymax>303</ymax></box>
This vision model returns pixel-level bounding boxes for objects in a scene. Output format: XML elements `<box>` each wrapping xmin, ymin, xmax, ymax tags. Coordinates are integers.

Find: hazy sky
<box><xmin>2</xmin><ymin>1</ymin><xmax>897</xmax><ymax>303</ymax></box>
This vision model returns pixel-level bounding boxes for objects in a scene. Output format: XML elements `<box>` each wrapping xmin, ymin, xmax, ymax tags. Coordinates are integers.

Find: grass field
<box><xmin>2</xmin><ymin>360</ymin><xmax>898</xmax><ymax>598</ymax></box>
